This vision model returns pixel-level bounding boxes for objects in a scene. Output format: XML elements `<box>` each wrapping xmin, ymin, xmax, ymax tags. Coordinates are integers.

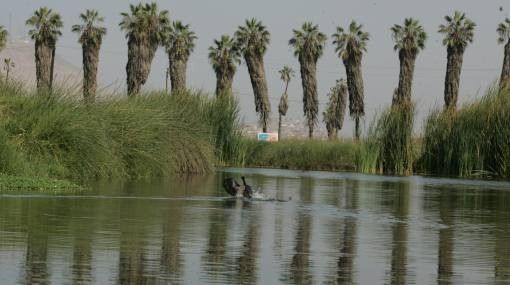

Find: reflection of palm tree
<box><xmin>23</xmin><ymin>205</ymin><xmax>50</xmax><ymax>285</ymax></box>
<box><xmin>72</xmin><ymin>225</ymin><xmax>93</xmax><ymax>283</ymax></box>
<box><xmin>289</xmin><ymin>213</ymin><xmax>313</xmax><ymax>285</ymax></box>
<box><xmin>160</xmin><ymin>202</ymin><xmax>184</xmax><ymax>281</ymax></box>
<box><xmin>285</xmin><ymin>177</ymin><xmax>314</xmax><ymax>284</ymax></box>
<box><xmin>117</xmin><ymin>200</ymin><xmax>152</xmax><ymax>284</ymax></box>
<box><xmin>494</xmin><ymin>193</ymin><xmax>510</xmax><ymax>280</ymax></box>
<box><xmin>437</xmin><ymin>190</ymin><xmax>455</xmax><ymax>284</ymax></box>
<box><xmin>389</xmin><ymin>182</ymin><xmax>410</xmax><ymax>285</ymax></box>
<box><xmin>336</xmin><ymin>179</ymin><xmax>359</xmax><ymax>284</ymax></box>
<box><xmin>236</xmin><ymin>218</ymin><xmax>260</xmax><ymax>284</ymax></box>
<box><xmin>203</xmin><ymin>201</ymin><xmax>232</xmax><ymax>282</ymax></box>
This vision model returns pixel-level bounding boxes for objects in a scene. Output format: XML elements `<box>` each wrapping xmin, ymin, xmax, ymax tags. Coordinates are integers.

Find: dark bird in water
<box><xmin>241</xmin><ymin>176</ymin><xmax>253</xmax><ymax>199</ymax></box>
<box><xmin>222</xmin><ymin>176</ymin><xmax>253</xmax><ymax>199</ymax></box>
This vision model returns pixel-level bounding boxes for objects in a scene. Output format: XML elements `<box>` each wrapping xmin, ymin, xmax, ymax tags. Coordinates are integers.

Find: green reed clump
<box><xmin>356</xmin><ymin>102</ymin><xmax>415</xmax><ymax>175</ymax></box>
<box><xmin>0</xmin><ymin>81</ymin><xmax>240</xmax><ymax>181</ymax></box>
<box><xmin>238</xmin><ymin>138</ymin><xmax>357</xmax><ymax>171</ymax></box>
<box><xmin>421</xmin><ymin>87</ymin><xmax>510</xmax><ymax>178</ymax></box>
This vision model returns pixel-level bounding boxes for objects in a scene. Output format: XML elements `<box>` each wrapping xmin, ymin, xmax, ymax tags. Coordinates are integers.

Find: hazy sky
<box><xmin>1</xmin><ymin>0</ymin><xmax>508</xmax><ymax>136</ymax></box>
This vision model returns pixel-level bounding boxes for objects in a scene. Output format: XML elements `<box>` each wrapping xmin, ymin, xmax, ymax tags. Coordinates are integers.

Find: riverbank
<box><xmin>0</xmin><ymin>82</ymin><xmax>240</xmax><ymax>189</ymax></box>
<box><xmin>0</xmin><ymin>174</ymin><xmax>83</xmax><ymax>193</ymax></box>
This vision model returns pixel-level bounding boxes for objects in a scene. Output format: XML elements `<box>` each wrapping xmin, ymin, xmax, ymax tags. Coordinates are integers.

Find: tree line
<box><xmin>0</xmin><ymin>5</ymin><xmax>509</xmax><ymax>139</ymax></box>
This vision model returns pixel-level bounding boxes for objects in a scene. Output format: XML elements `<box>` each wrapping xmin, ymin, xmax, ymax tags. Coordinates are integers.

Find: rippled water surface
<box><xmin>1</xmin><ymin>168</ymin><xmax>510</xmax><ymax>284</ymax></box>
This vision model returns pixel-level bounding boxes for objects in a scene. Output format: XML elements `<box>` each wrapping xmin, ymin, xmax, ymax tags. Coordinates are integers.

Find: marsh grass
<box><xmin>356</xmin><ymin>103</ymin><xmax>415</xmax><ymax>175</ymax></box>
<box><xmin>238</xmin><ymin>138</ymin><xmax>357</xmax><ymax>171</ymax></box>
<box><xmin>0</xmin><ymin>81</ymin><xmax>241</xmax><ymax>181</ymax></box>
<box><xmin>421</xmin><ymin>87</ymin><xmax>510</xmax><ymax>178</ymax></box>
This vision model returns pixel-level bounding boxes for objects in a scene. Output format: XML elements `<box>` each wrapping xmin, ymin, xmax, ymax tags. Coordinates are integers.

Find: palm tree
<box><xmin>72</xmin><ymin>9</ymin><xmax>107</xmax><ymax>103</ymax></box>
<box><xmin>278</xmin><ymin>65</ymin><xmax>294</xmax><ymax>140</ymax></box>
<box><xmin>498</xmin><ymin>18</ymin><xmax>510</xmax><ymax>89</ymax></box>
<box><xmin>164</xmin><ymin>21</ymin><xmax>196</xmax><ymax>93</ymax></box>
<box><xmin>3</xmin><ymin>58</ymin><xmax>15</xmax><ymax>83</ymax></box>
<box><xmin>26</xmin><ymin>7</ymin><xmax>63</xmax><ymax>92</ymax></box>
<box><xmin>439</xmin><ymin>11</ymin><xmax>476</xmax><ymax>110</ymax></box>
<box><xmin>332</xmin><ymin>21</ymin><xmax>369</xmax><ymax>140</ymax></box>
<box><xmin>0</xmin><ymin>26</ymin><xmax>7</xmax><ymax>53</ymax></box>
<box><xmin>323</xmin><ymin>79</ymin><xmax>348</xmax><ymax>140</ymax></box>
<box><xmin>120</xmin><ymin>3</ymin><xmax>169</xmax><ymax>96</ymax></box>
<box><xmin>235</xmin><ymin>18</ymin><xmax>271</xmax><ymax>132</ymax></box>
<box><xmin>289</xmin><ymin>22</ymin><xmax>327</xmax><ymax>139</ymax></box>
<box><xmin>208</xmin><ymin>35</ymin><xmax>241</xmax><ymax>96</ymax></box>
<box><xmin>391</xmin><ymin>18</ymin><xmax>427</xmax><ymax>105</ymax></box>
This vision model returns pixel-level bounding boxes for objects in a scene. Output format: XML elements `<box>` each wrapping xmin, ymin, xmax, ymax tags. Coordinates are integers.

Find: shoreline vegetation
<box><xmin>2</xmin><ymin>4</ymin><xmax>510</xmax><ymax>191</ymax></box>
<box><xmin>1</xmin><ymin>80</ymin><xmax>510</xmax><ymax>192</ymax></box>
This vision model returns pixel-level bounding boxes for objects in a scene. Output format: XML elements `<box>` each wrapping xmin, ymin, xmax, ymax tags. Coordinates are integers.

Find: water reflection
<box><xmin>1</xmin><ymin>169</ymin><xmax>510</xmax><ymax>284</ymax></box>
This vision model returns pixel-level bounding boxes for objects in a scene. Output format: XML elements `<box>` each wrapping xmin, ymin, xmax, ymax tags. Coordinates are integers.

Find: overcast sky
<box><xmin>1</xmin><ymin>0</ymin><xmax>508</xmax><ymax>136</ymax></box>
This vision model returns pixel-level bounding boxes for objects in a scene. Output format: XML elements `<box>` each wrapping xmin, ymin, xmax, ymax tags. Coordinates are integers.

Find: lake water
<box><xmin>1</xmin><ymin>168</ymin><xmax>510</xmax><ymax>284</ymax></box>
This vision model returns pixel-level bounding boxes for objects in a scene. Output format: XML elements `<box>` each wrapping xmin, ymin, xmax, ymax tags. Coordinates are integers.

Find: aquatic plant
<box><xmin>0</xmin><ymin>81</ymin><xmax>241</xmax><ymax>181</ymax></box>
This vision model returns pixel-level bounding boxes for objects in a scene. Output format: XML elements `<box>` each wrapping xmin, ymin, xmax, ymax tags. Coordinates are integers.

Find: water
<box><xmin>1</xmin><ymin>168</ymin><xmax>510</xmax><ymax>284</ymax></box>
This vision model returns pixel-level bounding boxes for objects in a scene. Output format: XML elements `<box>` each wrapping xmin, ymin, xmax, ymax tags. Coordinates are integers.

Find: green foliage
<box><xmin>0</xmin><ymin>82</ymin><xmax>241</xmax><ymax>181</ymax></box>
<box><xmin>356</xmin><ymin>103</ymin><xmax>415</xmax><ymax>175</ymax></box>
<box><xmin>391</xmin><ymin>18</ymin><xmax>427</xmax><ymax>52</ymax></box>
<box><xmin>237</xmin><ymin>139</ymin><xmax>357</xmax><ymax>171</ymax></box>
<box><xmin>438</xmin><ymin>11</ymin><xmax>476</xmax><ymax>50</ymax></box>
<box><xmin>289</xmin><ymin>22</ymin><xmax>327</xmax><ymax>60</ymax></box>
<box><xmin>72</xmin><ymin>9</ymin><xmax>107</xmax><ymax>45</ymax></box>
<box><xmin>0</xmin><ymin>174</ymin><xmax>83</xmax><ymax>194</ymax></box>
<box><xmin>235</xmin><ymin>18</ymin><xmax>270</xmax><ymax>56</ymax></box>
<box><xmin>421</xmin><ymin>87</ymin><xmax>510</xmax><ymax>178</ymax></box>
<box><xmin>164</xmin><ymin>21</ymin><xmax>197</xmax><ymax>59</ymax></box>
<box><xmin>332</xmin><ymin>21</ymin><xmax>369</xmax><ymax>60</ymax></box>
<box><xmin>26</xmin><ymin>7</ymin><xmax>63</xmax><ymax>42</ymax></box>
<box><xmin>0</xmin><ymin>26</ymin><xmax>7</xmax><ymax>52</ymax></box>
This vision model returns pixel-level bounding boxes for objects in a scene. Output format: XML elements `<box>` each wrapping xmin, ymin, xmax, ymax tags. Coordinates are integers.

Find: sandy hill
<box><xmin>1</xmin><ymin>40</ymin><xmax>81</xmax><ymax>88</ymax></box>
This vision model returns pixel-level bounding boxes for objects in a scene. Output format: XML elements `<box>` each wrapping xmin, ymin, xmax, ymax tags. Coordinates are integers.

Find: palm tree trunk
<box><xmin>500</xmin><ymin>41</ymin><xmax>510</xmax><ymax>90</ymax></box>
<box><xmin>245</xmin><ymin>54</ymin><xmax>270</xmax><ymax>133</ymax></box>
<box><xmin>344</xmin><ymin>54</ymin><xmax>365</xmax><ymax>139</ymax></box>
<box><xmin>169</xmin><ymin>56</ymin><xmax>187</xmax><ymax>93</ymax></box>
<box><xmin>50</xmin><ymin>44</ymin><xmax>56</xmax><ymax>91</ymax></box>
<box><xmin>278</xmin><ymin>113</ymin><xmax>282</xmax><ymax>140</ymax></box>
<box><xmin>126</xmin><ymin>35</ymin><xmax>157</xmax><ymax>97</ymax></box>
<box><xmin>82</xmin><ymin>41</ymin><xmax>100</xmax><ymax>103</ymax></box>
<box><xmin>444</xmin><ymin>47</ymin><xmax>464</xmax><ymax>110</ymax></box>
<box><xmin>34</xmin><ymin>40</ymin><xmax>53</xmax><ymax>93</ymax></box>
<box><xmin>299</xmin><ymin>56</ymin><xmax>319</xmax><ymax>139</ymax></box>
<box><xmin>395</xmin><ymin>49</ymin><xmax>417</xmax><ymax>105</ymax></box>
<box><xmin>355</xmin><ymin>117</ymin><xmax>361</xmax><ymax>141</ymax></box>
<box><xmin>215</xmin><ymin>68</ymin><xmax>235</xmax><ymax>96</ymax></box>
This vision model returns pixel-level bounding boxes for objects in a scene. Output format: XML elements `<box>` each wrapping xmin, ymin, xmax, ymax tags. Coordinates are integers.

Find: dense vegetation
<box><xmin>0</xmin><ymin>82</ymin><xmax>240</xmax><ymax>183</ymax></box>
<box><xmin>237</xmin><ymin>139</ymin><xmax>357</xmax><ymax>172</ymax></box>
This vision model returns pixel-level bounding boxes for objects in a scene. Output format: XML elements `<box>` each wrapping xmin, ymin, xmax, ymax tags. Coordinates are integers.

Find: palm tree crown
<box><xmin>289</xmin><ymin>22</ymin><xmax>327</xmax><ymax>60</ymax></box>
<box><xmin>208</xmin><ymin>35</ymin><xmax>240</xmax><ymax>72</ymax></box>
<box><xmin>72</xmin><ymin>9</ymin><xmax>107</xmax><ymax>45</ymax></box>
<box><xmin>26</xmin><ymin>7</ymin><xmax>63</xmax><ymax>42</ymax></box>
<box><xmin>165</xmin><ymin>21</ymin><xmax>197</xmax><ymax>58</ymax></box>
<box><xmin>497</xmin><ymin>18</ymin><xmax>510</xmax><ymax>44</ymax></box>
<box><xmin>391</xmin><ymin>18</ymin><xmax>427</xmax><ymax>52</ymax></box>
<box><xmin>0</xmin><ymin>26</ymin><xmax>7</xmax><ymax>51</ymax></box>
<box><xmin>279</xmin><ymin>65</ymin><xmax>295</xmax><ymax>84</ymax></box>
<box><xmin>235</xmin><ymin>18</ymin><xmax>270</xmax><ymax>56</ymax></box>
<box><xmin>119</xmin><ymin>3</ymin><xmax>169</xmax><ymax>43</ymax></box>
<box><xmin>438</xmin><ymin>11</ymin><xmax>476</xmax><ymax>50</ymax></box>
<box><xmin>332</xmin><ymin>21</ymin><xmax>369</xmax><ymax>60</ymax></box>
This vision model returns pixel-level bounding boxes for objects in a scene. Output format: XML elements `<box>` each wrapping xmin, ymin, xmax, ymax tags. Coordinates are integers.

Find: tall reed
<box><xmin>421</xmin><ymin>87</ymin><xmax>510</xmax><ymax>178</ymax></box>
<box><xmin>356</xmin><ymin>102</ymin><xmax>415</xmax><ymax>175</ymax></box>
<box><xmin>0</xmin><ymin>81</ymin><xmax>241</xmax><ymax>181</ymax></box>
